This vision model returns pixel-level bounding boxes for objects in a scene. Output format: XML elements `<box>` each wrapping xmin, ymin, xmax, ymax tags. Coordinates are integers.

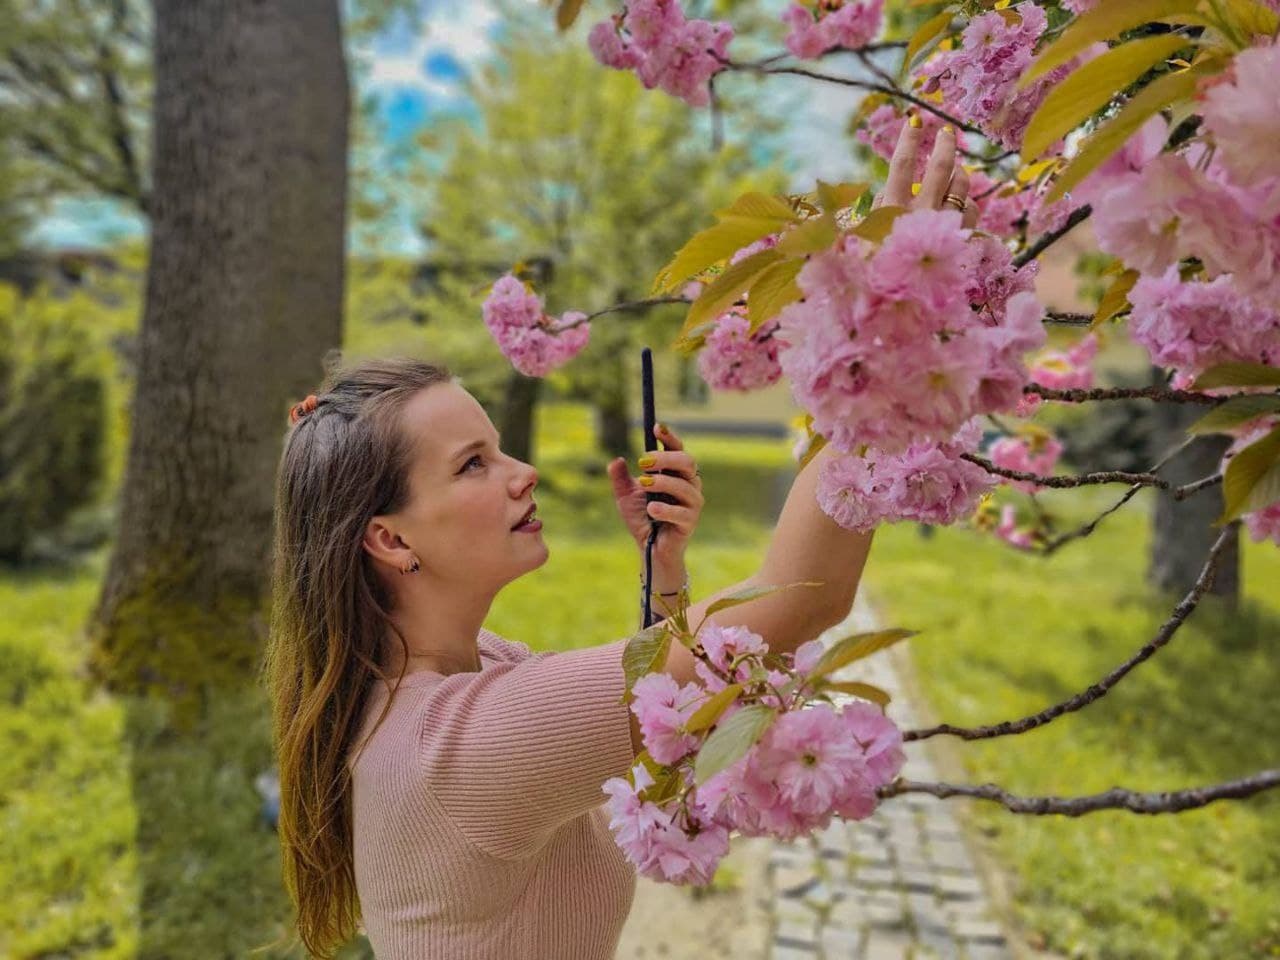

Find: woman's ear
<box><xmin>362</xmin><ymin>516</ymin><xmax>413</xmax><ymax>570</ymax></box>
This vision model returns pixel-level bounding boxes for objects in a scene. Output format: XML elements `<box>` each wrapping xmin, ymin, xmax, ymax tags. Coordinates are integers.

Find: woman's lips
<box><xmin>513</xmin><ymin>519</ymin><xmax>542</xmax><ymax>533</ymax></box>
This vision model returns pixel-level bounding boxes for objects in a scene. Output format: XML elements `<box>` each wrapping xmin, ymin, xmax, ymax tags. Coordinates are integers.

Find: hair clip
<box><xmin>289</xmin><ymin>394</ymin><xmax>318</xmax><ymax>424</ymax></box>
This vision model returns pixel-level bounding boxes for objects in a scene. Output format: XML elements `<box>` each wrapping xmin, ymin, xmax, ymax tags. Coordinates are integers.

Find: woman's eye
<box><xmin>461</xmin><ymin>454</ymin><xmax>484</xmax><ymax>473</ymax></box>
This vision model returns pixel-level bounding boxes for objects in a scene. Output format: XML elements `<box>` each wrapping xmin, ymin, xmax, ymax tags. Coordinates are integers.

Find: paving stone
<box><xmin>770</xmin><ymin>943</ymin><xmax>819</xmax><ymax>959</ymax></box>
<box><xmin>863</xmin><ymin>927</ymin><xmax>916</xmax><ymax>959</ymax></box>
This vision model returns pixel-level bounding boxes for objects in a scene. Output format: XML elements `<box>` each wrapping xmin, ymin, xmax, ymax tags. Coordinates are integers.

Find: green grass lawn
<box><xmin>866</xmin><ymin>490</ymin><xmax>1280</xmax><ymax>960</ymax></box>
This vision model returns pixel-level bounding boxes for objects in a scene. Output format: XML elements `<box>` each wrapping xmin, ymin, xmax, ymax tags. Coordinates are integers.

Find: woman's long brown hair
<box><xmin>262</xmin><ymin>356</ymin><xmax>452</xmax><ymax>958</ymax></box>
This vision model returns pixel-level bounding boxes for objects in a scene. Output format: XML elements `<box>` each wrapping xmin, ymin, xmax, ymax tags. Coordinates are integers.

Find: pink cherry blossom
<box><xmin>629</xmin><ymin>672</ymin><xmax>707</xmax><ymax>764</ymax></box>
<box><xmin>782</xmin><ymin>0</ymin><xmax>885</xmax><ymax>61</ymax></box>
<box><xmin>995</xmin><ymin>504</ymin><xmax>1036</xmax><ymax>550</ymax></box>
<box><xmin>693</xmin><ymin>623</ymin><xmax>769</xmax><ymax>692</ymax></box>
<box><xmin>697</xmin><ymin>309</ymin><xmax>784</xmax><ymax>391</ymax></box>
<box><xmin>1027</xmin><ymin>333</ymin><xmax>1097</xmax><ymax>391</ymax></box>
<box><xmin>482</xmin><ymin>275</ymin><xmax>591</xmax><ymax>377</ymax></box>
<box><xmin>1200</xmin><ymin>41</ymin><xmax>1280</xmax><ymax>190</ymax></box>
<box><xmin>988</xmin><ymin>432</ymin><xmax>1064</xmax><ymax>492</ymax></box>
<box><xmin>1128</xmin><ymin>268</ymin><xmax>1280</xmax><ymax>380</ymax></box>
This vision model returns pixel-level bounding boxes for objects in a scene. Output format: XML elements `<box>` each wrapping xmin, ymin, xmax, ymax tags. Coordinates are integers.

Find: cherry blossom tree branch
<box><xmin>878</xmin><ymin>768</ymin><xmax>1280</xmax><ymax>815</ymax></box>
<box><xmin>964</xmin><ymin>453</ymin><xmax>1221</xmax><ymax>499</ymax></box>
<box><xmin>1044</xmin><ymin>311</ymin><xmax>1094</xmax><ymax>326</ymax></box>
<box><xmin>905</xmin><ymin>523</ymin><xmax>1237</xmax><ymax>743</ymax></box>
<box><xmin>1014</xmin><ymin>204</ymin><xmax>1092</xmax><ymax>268</ymax></box>
<box><xmin>1025</xmin><ymin>384</ymin><xmax>1239</xmax><ymax>405</ymax></box>
<box><xmin>721</xmin><ymin>58</ymin><xmax>984</xmax><ymax>136</ymax></box>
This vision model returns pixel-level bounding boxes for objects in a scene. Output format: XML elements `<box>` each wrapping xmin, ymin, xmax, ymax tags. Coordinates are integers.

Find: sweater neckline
<box><xmin>374</xmin><ymin>633</ymin><xmax>498</xmax><ymax>689</ymax></box>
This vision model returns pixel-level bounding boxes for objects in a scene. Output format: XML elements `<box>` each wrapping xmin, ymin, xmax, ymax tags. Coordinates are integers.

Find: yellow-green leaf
<box><xmin>1192</xmin><ymin>362</ymin><xmax>1280</xmax><ymax>389</ymax></box>
<box><xmin>653</xmin><ymin>217</ymin><xmax>784</xmax><ymax>295</ymax></box>
<box><xmin>820</xmin><ymin>680</ymin><xmax>892</xmax><ymax>707</ymax></box>
<box><xmin>693</xmin><ymin>704</ymin><xmax>776</xmax><ymax>785</ymax></box>
<box><xmin>680</xmin><ymin>248</ymin><xmax>784</xmax><ymax>337</ymax></box>
<box><xmin>902</xmin><ymin>8</ymin><xmax>956</xmax><ymax>78</ymax></box>
<box><xmin>798</xmin><ymin>430</ymin><xmax>827</xmax><ymax>469</ymax></box>
<box><xmin>1022</xmin><ymin>34</ymin><xmax>1191</xmax><ymax>160</ymax></box>
<box><xmin>1093</xmin><ymin>268</ymin><xmax>1139</xmax><ymax>327</ymax></box>
<box><xmin>1021</xmin><ymin>0</ymin><xmax>1201</xmax><ymax>88</ymax></box>
<box><xmin>775</xmin><ymin>213</ymin><xmax>837</xmax><ymax>257</ymax></box>
<box><xmin>808</xmin><ymin>628</ymin><xmax>917</xmax><ymax>682</ymax></box>
<box><xmin>1046</xmin><ymin>66</ymin><xmax>1204</xmax><ymax>204</ymax></box>
<box><xmin>714</xmin><ymin>192</ymin><xmax>801</xmax><ymax>224</ymax></box>
<box><xmin>1220</xmin><ymin>425</ymin><xmax>1280</xmax><ymax>522</ymax></box>
<box><xmin>847</xmin><ymin>92</ymin><xmax>890</xmax><ymax>135</ymax></box>
<box><xmin>1188</xmin><ymin>395</ymin><xmax>1280</xmax><ymax>435</ymax></box>
<box><xmin>701</xmin><ymin>580</ymin><xmax>825</xmax><ymax>620</ymax></box>
<box><xmin>850</xmin><ymin>204</ymin><xmax>908</xmax><ymax>243</ymax></box>
<box><xmin>684</xmin><ymin>683</ymin><xmax>743</xmax><ymax>734</ymax></box>
<box><xmin>748</xmin><ymin>259</ymin><xmax>804</xmax><ymax>333</ymax></box>
<box><xmin>816</xmin><ymin>180</ymin><xmax>869</xmax><ymax>214</ymax></box>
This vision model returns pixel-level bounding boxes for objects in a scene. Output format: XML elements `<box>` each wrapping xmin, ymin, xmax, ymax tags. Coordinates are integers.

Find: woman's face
<box><xmin>385</xmin><ymin>382</ymin><xmax>546</xmax><ymax>589</ymax></box>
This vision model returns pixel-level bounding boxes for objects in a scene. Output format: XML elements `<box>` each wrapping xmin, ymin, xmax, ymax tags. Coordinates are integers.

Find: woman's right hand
<box><xmin>872</xmin><ymin>114</ymin><xmax>980</xmax><ymax>229</ymax></box>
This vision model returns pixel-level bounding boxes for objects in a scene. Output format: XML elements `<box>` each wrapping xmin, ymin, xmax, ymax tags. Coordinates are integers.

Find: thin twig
<box><xmin>558</xmin><ymin>296</ymin><xmax>689</xmax><ymax>330</ymax></box>
<box><xmin>1014</xmin><ymin>205</ymin><xmax>1092</xmax><ymax>268</ymax></box>
<box><xmin>905</xmin><ymin>524</ymin><xmax>1237</xmax><ymax>743</ymax></box>
<box><xmin>963</xmin><ymin>453</ymin><xmax>1163</xmax><ymax>490</ymax></box>
<box><xmin>878</xmin><ymin>768</ymin><xmax>1280</xmax><ymax>816</ymax></box>
<box><xmin>1044</xmin><ymin>311</ymin><xmax>1094</xmax><ymax>326</ymax></box>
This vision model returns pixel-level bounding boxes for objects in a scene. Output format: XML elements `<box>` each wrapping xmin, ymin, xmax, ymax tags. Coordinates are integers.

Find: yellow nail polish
<box><xmin>908</xmin><ymin>112</ymin><xmax>922</xmax><ymax>129</ymax></box>
<box><xmin>941</xmin><ymin>124</ymin><xmax>954</xmax><ymax>136</ymax></box>
<box><xmin>638</xmin><ymin>475</ymin><xmax>655</xmax><ymax>487</ymax></box>
<box><xmin>638</xmin><ymin>455</ymin><xmax>656</xmax><ymax>468</ymax></box>
<box><xmin>910</xmin><ymin>182</ymin><xmax>922</xmax><ymax>196</ymax></box>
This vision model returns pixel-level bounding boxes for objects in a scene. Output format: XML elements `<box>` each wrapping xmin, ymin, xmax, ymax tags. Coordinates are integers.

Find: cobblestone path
<box><xmin>763</xmin><ymin>600</ymin><xmax>1013</xmax><ymax>960</ymax></box>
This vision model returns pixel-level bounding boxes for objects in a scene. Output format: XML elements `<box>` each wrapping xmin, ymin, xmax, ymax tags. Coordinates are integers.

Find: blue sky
<box><xmin>28</xmin><ymin>1</ymin><xmax>869</xmax><ymax>252</ymax></box>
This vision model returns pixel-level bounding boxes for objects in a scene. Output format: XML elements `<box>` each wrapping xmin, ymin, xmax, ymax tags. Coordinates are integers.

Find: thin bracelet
<box><xmin>639</xmin><ymin>572</ymin><xmax>691</xmax><ymax>597</ymax></box>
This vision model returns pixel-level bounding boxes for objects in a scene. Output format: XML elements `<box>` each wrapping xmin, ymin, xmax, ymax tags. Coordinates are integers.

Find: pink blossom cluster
<box><xmin>1027</xmin><ymin>333</ymin><xmax>1097</xmax><ymax>390</ymax></box>
<box><xmin>1221</xmin><ymin>421</ymin><xmax>1280</xmax><ymax>546</ymax></box>
<box><xmin>781</xmin><ymin>0</ymin><xmax>884</xmax><ymax>61</ymax></box>
<box><xmin>857</xmin><ymin>104</ymin><xmax>968</xmax><ymax>185</ymax></box>
<box><xmin>996</xmin><ymin>504</ymin><xmax>1037</xmax><ymax>549</ymax></box>
<box><xmin>696</xmin><ymin>308</ymin><xmax>784</xmax><ymax>391</ymax></box>
<box><xmin>1128</xmin><ymin>269</ymin><xmax>1280</xmax><ymax>385</ymax></box>
<box><xmin>588</xmin><ymin>1</ymin><xmax>733</xmax><ymax>107</ymax></box>
<box><xmin>774</xmin><ymin>208</ymin><xmax>1046</xmax><ymax>455</ymax></box>
<box><xmin>918</xmin><ymin>3</ymin><xmax>1074</xmax><ymax>151</ymax></box>
<box><xmin>815</xmin><ymin>420</ymin><xmax>996</xmax><ymax>531</ymax></box>
<box><xmin>966</xmin><ymin>170</ymin><xmax>1075</xmax><ymax>242</ymax></box>
<box><xmin>603</xmin><ymin>623</ymin><xmax>904</xmax><ymax>883</ymax></box>
<box><xmin>481</xmin><ymin>274</ymin><xmax>590</xmax><ymax>377</ymax></box>
<box><xmin>987</xmin><ymin>431</ymin><xmax>1063</xmax><ymax>493</ymax></box>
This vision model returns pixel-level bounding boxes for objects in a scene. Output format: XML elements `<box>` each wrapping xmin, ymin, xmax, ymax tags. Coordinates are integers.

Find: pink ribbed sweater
<box><xmin>348</xmin><ymin>627</ymin><xmax>638</xmax><ymax>959</ymax></box>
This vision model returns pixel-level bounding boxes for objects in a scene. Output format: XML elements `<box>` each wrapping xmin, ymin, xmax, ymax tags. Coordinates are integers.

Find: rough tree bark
<box><xmin>89</xmin><ymin>0</ymin><xmax>349</xmax><ymax>716</ymax></box>
<box><xmin>1147</xmin><ymin>368</ymin><xmax>1240</xmax><ymax>604</ymax></box>
<box><xmin>500</xmin><ymin>370</ymin><xmax>541</xmax><ymax>464</ymax></box>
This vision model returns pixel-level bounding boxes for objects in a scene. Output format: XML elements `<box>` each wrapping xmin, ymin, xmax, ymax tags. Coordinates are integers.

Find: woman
<box><xmin>265</xmin><ymin>119</ymin><xmax>971</xmax><ymax>959</ymax></box>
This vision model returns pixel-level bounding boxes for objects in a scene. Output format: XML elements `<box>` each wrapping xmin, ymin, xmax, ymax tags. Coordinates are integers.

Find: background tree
<box><xmin>88</xmin><ymin>0</ymin><xmax>350</xmax><ymax>716</ymax></box>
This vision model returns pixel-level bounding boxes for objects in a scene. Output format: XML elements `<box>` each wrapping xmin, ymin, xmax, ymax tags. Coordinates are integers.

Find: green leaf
<box><xmin>1093</xmin><ymin>268</ymin><xmax>1139</xmax><ymax>327</ymax></box>
<box><xmin>819</xmin><ymin>680</ymin><xmax>892</xmax><ymax>707</ymax></box>
<box><xmin>701</xmin><ymin>580</ymin><xmax>824</xmax><ymax>619</ymax></box>
<box><xmin>850</xmin><ymin>205</ymin><xmax>908</xmax><ymax>243</ymax></box>
<box><xmin>747</xmin><ymin>259</ymin><xmax>804</xmax><ymax>333</ymax></box>
<box><xmin>1022</xmin><ymin>34</ymin><xmax>1191</xmax><ymax>160</ymax></box>
<box><xmin>1045</xmin><ymin>66</ymin><xmax>1205</xmax><ymax>204</ymax></box>
<box><xmin>684</xmin><ymin>683</ymin><xmax>743</xmax><ymax>734</ymax></box>
<box><xmin>620</xmin><ymin>623</ymin><xmax>672</xmax><ymax>704</ymax></box>
<box><xmin>680</xmin><ymin>248</ymin><xmax>784</xmax><ymax>337</ymax></box>
<box><xmin>1220</xmin><ymin>425</ymin><xmax>1280</xmax><ymax>522</ymax></box>
<box><xmin>1191</xmin><ymin>362</ymin><xmax>1280</xmax><ymax>390</ymax></box>
<box><xmin>653</xmin><ymin>217</ymin><xmax>785</xmax><ymax>295</ymax></box>
<box><xmin>1188</xmin><ymin>395</ymin><xmax>1280</xmax><ymax>435</ymax></box>
<box><xmin>1021</xmin><ymin>0</ymin><xmax>1201</xmax><ymax>88</ymax></box>
<box><xmin>808</xmin><ymin>628</ymin><xmax>917</xmax><ymax>682</ymax></box>
<box><xmin>693</xmin><ymin>703</ymin><xmax>776</xmax><ymax>785</ymax></box>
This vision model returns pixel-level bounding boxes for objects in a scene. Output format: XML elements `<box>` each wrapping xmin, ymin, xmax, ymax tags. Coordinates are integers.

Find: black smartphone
<box><xmin>640</xmin><ymin>347</ymin><xmax>678</xmax><ymax>513</ymax></box>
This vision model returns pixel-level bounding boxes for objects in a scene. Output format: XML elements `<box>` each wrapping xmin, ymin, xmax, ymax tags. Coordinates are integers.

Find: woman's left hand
<box><xmin>606</xmin><ymin>423</ymin><xmax>703</xmax><ymax>569</ymax></box>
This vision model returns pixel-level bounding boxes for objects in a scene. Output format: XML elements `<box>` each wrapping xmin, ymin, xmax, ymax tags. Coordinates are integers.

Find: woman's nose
<box><xmin>512</xmin><ymin>461</ymin><xmax>537</xmax><ymax>496</ymax></box>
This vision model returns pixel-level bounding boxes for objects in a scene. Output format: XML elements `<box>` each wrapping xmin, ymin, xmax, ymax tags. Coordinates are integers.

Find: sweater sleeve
<box><xmin>417</xmin><ymin>635</ymin><xmax>637</xmax><ymax>861</ymax></box>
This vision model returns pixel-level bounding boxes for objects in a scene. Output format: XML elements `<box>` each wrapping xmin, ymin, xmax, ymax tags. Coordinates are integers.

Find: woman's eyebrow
<box><xmin>450</xmin><ymin>438</ymin><xmax>487</xmax><ymax>463</ymax></box>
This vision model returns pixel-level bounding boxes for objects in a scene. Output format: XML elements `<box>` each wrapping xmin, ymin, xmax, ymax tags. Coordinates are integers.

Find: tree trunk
<box><xmin>89</xmin><ymin>0</ymin><xmax>349</xmax><ymax>718</ymax></box>
<box><xmin>501</xmin><ymin>369</ymin><xmax>541</xmax><ymax>464</ymax></box>
<box><xmin>1148</xmin><ymin>368</ymin><xmax>1239</xmax><ymax>604</ymax></box>
<box><xmin>594</xmin><ymin>343</ymin><xmax>635</xmax><ymax>462</ymax></box>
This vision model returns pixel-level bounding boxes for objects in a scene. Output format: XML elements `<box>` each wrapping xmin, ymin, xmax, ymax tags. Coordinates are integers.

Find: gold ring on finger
<box><xmin>942</xmin><ymin>193</ymin><xmax>967</xmax><ymax>212</ymax></box>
